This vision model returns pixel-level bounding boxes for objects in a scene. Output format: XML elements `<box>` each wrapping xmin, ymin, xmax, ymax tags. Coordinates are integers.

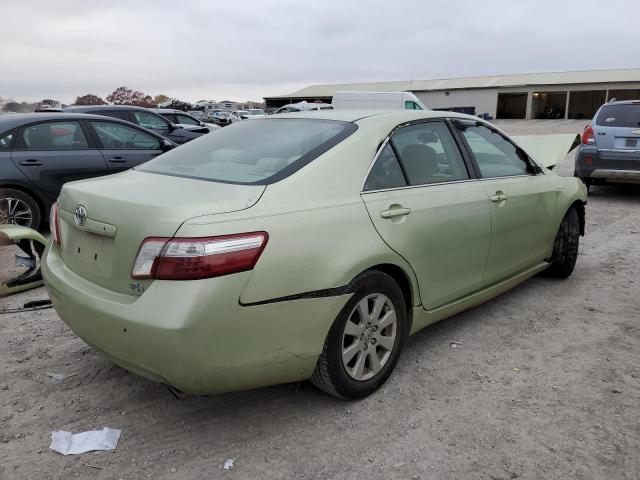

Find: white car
<box><xmin>275</xmin><ymin>101</ymin><xmax>333</xmax><ymax>114</ymax></box>
<box><xmin>152</xmin><ymin>109</ymin><xmax>219</xmax><ymax>132</ymax></box>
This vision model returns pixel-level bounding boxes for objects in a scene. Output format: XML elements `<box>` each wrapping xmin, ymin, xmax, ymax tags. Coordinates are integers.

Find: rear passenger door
<box><xmin>361</xmin><ymin>120</ymin><xmax>492</xmax><ymax>310</ymax></box>
<box><xmin>10</xmin><ymin>120</ymin><xmax>107</xmax><ymax>201</ymax></box>
<box><xmin>454</xmin><ymin>121</ymin><xmax>558</xmax><ymax>284</ymax></box>
<box><xmin>88</xmin><ymin>120</ymin><xmax>164</xmax><ymax>172</ymax></box>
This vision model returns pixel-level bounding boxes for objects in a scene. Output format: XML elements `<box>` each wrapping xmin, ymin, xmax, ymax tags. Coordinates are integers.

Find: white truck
<box><xmin>331</xmin><ymin>91</ymin><xmax>427</xmax><ymax>110</ymax></box>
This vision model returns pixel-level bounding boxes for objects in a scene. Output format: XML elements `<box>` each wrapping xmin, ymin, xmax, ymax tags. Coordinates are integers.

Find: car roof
<box><xmin>64</xmin><ymin>104</ymin><xmax>151</xmax><ymax>112</ymax></box>
<box><xmin>270</xmin><ymin>109</ymin><xmax>476</xmax><ymax>123</ymax></box>
<box><xmin>600</xmin><ymin>100</ymin><xmax>640</xmax><ymax>106</ymax></box>
<box><xmin>150</xmin><ymin>108</ymin><xmax>191</xmax><ymax>114</ymax></box>
<box><xmin>0</xmin><ymin>112</ymin><xmax>150</xmax><ymax>132</ymax></box>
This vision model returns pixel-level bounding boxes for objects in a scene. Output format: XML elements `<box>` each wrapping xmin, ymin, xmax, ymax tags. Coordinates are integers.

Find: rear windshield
<box><xmin>595</xmin><ymin>103</ymin><xmax>640</xmax><ymax>128</ymax></box>
<box><xmin>137</xmin><ymin>118</ymin><xmax>357</xmax><ymax>184</ymax></box>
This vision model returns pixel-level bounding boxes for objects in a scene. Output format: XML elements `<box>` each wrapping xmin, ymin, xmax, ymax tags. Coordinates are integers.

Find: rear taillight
<box><xmin>582</xmin><ymin>125</ymin><xmax>595</xmax><ymax>145</ymax></box>
<box><xmin>131</xmin><ymin>232</ymin><xmax>268</xmax><ymax>280</ymax></box>
<box><xmin>49</xmin><ymin>202</ymin><xmax>61</xmax><ymax>245</ymax></box>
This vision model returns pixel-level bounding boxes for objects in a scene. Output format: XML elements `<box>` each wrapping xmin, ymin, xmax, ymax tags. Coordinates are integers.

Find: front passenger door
<box><xmin>89</xmin><ymin>121</ymin><xmax>164</xmax><ymax>173</ymax></box>
<box><xmin>455</xmin><ymin>122</ymin><xmax>558</xmax><ymax>284</ymax></box>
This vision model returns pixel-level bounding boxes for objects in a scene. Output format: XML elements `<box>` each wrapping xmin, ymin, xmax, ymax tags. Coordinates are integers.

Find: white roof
<box><xmin>267</xmin><ymin>68</ymin><xmax>640</xmax><ymax>99</ymax></box>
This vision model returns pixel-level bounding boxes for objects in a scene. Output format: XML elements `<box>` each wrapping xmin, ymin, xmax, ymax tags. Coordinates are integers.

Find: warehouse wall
<box><xmin>414</xmin><ymin>89</ymin><xmax>499</xmax><ymax>118</ymax></box>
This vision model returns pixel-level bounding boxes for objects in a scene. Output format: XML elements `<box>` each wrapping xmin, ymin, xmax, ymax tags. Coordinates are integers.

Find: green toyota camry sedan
<box><xmin>42</xmin><ymin>110</ymin><xmax>587</xmax><ymax>399</ymax></box>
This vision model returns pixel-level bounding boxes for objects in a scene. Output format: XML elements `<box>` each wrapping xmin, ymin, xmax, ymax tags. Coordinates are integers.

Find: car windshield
<box><xmin>137</xmin><ymin>118</ymin><xmax>356</xmax><ymax>184</ymax></box>
<box><xmin>595</xmin><ymin>103</ymin><xmax>640</xmax><ymax>128</ymax></box>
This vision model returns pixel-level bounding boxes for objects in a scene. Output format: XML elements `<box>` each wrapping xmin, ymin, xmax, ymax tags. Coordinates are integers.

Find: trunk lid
<box><xmin>57</xmin><ymin>170</ymin><xmax>265</xmax><ymax>295</ymax></box>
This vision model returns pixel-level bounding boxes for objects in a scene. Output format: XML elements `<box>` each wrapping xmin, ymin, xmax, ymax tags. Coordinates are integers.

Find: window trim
<box><xmin>89</xmin><ymin>120</ymin><xmax>163</xmax><ymax>151</ymax></box>
<box><xmin>13</xmin><ymin>119</ymin><xmax>95</xmax><ymax>151</ymax></box>
<box><xmin>361</xmin><ymin>117</ymin><xmax>477</xmax><ymax>193</ymax></box>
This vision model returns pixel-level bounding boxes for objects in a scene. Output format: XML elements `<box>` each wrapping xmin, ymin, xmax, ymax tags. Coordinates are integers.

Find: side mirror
<box><xmin>161</xmin><ymin>139</ymin><xmax>174</xmax><ymax>152</ymax></box>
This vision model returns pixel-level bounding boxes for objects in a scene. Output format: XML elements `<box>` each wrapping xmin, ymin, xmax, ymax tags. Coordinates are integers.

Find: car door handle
<box><xmin>380</xmin><ymin>207</ymin><xmax>411</xmax><ymax>219</ymax></box>
<box><xmin>19</xmin><ymin>159</ymin><xmax>43</xmax><ymax>166</ymax></box>
<box><xmin>490</xmin><ymin>193</ymin><xmax>509</xmax><ymax>202</ymax></box>
<box><xmin>108</xmin><ymin>157</ymin><xmax>127</xmax><ymax>163</ymax></box>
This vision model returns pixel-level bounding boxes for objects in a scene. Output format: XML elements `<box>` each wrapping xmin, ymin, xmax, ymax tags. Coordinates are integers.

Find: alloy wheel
<box><xmin>341</xmin><ymin>293</ymin><xmax>397</xmax><ymax>381</ymax></box>
<box><xmin>0</xmin><ymin>197</ymin><xmax>33</xmax><ymax>227</ymax></box>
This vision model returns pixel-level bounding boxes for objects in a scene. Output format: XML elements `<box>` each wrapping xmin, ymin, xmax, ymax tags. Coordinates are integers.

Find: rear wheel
<box><xmin>545</xmin><ymin>207</ymin><xmax>580</xmax><ymax>278</ymax></box>
<box><xmin>0</xmin><ymin>189</ymin><xmax>41</xmax><ymax>230</ymax></box>
<box><xmin>310</xmin><ymin>271</ymin><xmax>408</xmax><ymax>399</ymax></box>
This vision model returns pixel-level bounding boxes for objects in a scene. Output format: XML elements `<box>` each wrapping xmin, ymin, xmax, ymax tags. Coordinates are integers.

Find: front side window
<box><xmin>459</xmin><ymin>125</ymin><xmax>528</xmax><ymax>178</ymax></box>
<box><xmin>92</xmin><ymin>121</ymin><xmax>161</xmax><ymax>150</ymax></box>
<box><xmin>363</xmin><ymin>143</ymin><xmax>407</xmax><ymax>191</ymax></box>
<box><xmin>176</xmin><ymin>114</ymin><xmax>200</xmax><ymax>125</ymax></box>
<box><xmin>138</xmin><ymin>118</ymin><xmax>356</xmax><ymax>184</ymax></box>
<box><xmin>21</xmin><ymin>122</ymin><xmax>88</xmax><ymax>150</ymax></box>
<box><xmin>0</xmin><ymin>130</ymin><xmax>14</xmax><ymax>151</ymax></box>
<box><xmin>404</xmin><ymin>101</ymin><xmax>422</xmax><ymax>110</ymax></box>
<box><xmin>131</xmin><ymin>111</ymin><xmax>170</xmax><ymax>132</ymax></box>
<box><xmin>392</xmin><ymin>121</ymin><xmax>469</xmax><ymax>185</ymax></box>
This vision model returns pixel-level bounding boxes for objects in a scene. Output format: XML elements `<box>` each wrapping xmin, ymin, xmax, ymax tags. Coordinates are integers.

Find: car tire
<box><xmin>0</xmin><ymin>188</ymin><xmax>41</xmax><ymax>230</ymax></box>
<box><xmin>545</xmin><ymin>207</ymin><xmax>580</xmax><ymax>279</ymax></box>
<box><xmin>310</xmin><ymin>270</ymin><xmax>408</xmax><ymax>399</ymax></box>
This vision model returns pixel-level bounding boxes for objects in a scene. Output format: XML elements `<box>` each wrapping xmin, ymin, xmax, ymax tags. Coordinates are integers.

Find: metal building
<box><xmin>264</xmin><ymin>68</ymin><xmax>640</xmax><ymax>119</ymax></box>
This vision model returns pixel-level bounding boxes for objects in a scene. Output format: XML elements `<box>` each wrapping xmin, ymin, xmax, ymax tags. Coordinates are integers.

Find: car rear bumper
<box><xmin>42</xmin><ymin>243</ymin><xmax>350</xmax><ymax>394</ymax></box>
<box><xmin>576</xmin><ymin>146</ymin><xmax>640</xmax><ymax>183</ymax></box>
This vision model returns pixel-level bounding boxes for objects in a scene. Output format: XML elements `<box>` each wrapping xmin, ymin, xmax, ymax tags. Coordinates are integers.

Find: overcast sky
<box><xmin>2</xmin><ymin>0</ymin><xmax>639</xmax><ymax>103</ymax></box>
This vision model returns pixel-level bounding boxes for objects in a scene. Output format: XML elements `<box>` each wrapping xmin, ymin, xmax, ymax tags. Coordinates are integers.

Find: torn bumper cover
<box><xmin>0</xmin><ymin>225</ymin><xmax>48</xmax><ymax>296</ymax></box>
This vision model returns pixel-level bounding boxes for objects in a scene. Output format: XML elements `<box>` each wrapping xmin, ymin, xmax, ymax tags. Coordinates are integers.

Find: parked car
<box><xmin>575</xmin><ymin>100</ymin><xmax>640</xmax><ymax>189</ymax></box>
<box><xmin>275</xmin><ymin>101</ymin><xmax>333</xmax><ymax>114</ymax></box>
<box><xmin>63</xmin><ymin>105</ymin><xmax>206</xmax><ymax>144</ymax></box>
<box><xmin>0</xmin><ymin>113</ymin><xmax>175</xmax><ymax>230</ymax></box>
<box><xmin>151</xmin><ymin>108</ymin><xmax>219</xmax><ymax>132</ymax></box>
<box><xmin>231</xmin><ymin>110</ymin><xmax>251</xmax><ymax>120</ymax></box>
<box><xmin>43</xmin><ymin>110</ymin><xmax>586</xmax><ymax>399</ymax></box>
<box><xmin>332</xmin><ymin>91</ymin><xmax>426</xmax><ymax>110</ymax></box>
<box><xmin>209</xmin><ymin>111</ymin><xmax>239</xmax><ymax>126</ymax></box>
<box><xmin>245</xmin><ymin>108</ymin><xmax>266</xmax><ymax>118</ymax></box>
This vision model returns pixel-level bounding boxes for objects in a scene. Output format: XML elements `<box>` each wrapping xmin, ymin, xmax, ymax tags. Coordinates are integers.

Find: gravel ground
<box><xmin>1</xmin><ymin>120</ymin><xmax>639</xmax><ymax>480</ymax></box>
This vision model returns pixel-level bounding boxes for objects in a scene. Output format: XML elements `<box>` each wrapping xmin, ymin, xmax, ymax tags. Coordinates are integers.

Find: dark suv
<box><xmin>63</xmin><ymin>105</ymin><xmax>207</xmax><ymax>144</ymax></box>
<box><xmin>0</xmin><ymin>113</ymin><xmax>175</xmax><ymax>230</ymax></box>
<box><xmin>576</xmin><ymin>100</ymin><xmax>640</xmax><ymax>189</ymax></box>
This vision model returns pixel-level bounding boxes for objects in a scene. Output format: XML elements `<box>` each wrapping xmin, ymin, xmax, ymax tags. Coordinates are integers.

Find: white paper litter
<box><xmin>46</xmin><ymin>372</ymin><xmax>76</xmax><ymax>382</ymax></box>
<box><xmin>223</xmin><ymin>459</ymin><xmax>235</xmax><ymax>470</ymax></box>
<box><xmin>49</xmin><ymin>427</ymin><xmax>121</xmax><ymax>455</ymax></box>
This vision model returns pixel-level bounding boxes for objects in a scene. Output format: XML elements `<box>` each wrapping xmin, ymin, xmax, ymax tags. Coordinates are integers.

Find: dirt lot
<box><xmin>1</xmin><ymin>120</ymin><xmax>639</xmax><ymax>480</ymax></box>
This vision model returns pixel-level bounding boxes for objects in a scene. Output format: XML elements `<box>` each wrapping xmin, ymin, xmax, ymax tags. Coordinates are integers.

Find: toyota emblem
<box><xmin>74</xmin><ymin>205</ymin><xmax>87</xmax><ymax>226</ymax></box>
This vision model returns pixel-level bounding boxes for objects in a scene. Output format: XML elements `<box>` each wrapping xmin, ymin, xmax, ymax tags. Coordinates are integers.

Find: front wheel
<box><xmin>310</xmin><ymin>271</ymin><xmax>408</xmax><ymax>399</ymax></box>
<box><xmin>545</xmin><ymin>207</ymin><xmax>580</xmax><ymax>278</ymax></box>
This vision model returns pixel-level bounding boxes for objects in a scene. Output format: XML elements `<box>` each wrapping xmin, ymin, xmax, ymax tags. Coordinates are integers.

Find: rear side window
<box><xmin>138</xmin><ymin>119</ymin><xmax>357</xmax><ymax>184</ymax></box>
<box><xmin>0</xmin><ymin>130</ymin><xmax>14</xmax><ymax>151</ymax></box>
<box><xmin>363</xmin><ymin>143</ymin><xmax>407</xmax><ymax>191</ymax></box>
<box><xmin>176</xmin><ymin>114</ymin><xmax>199</xmax><ymax>125</ymax></box>
<box><xmin>20</xmin><ymin>122</ymin><xmax>89</xmax><ymax>150</ymax></box>
<box><xmin>92</xmin><ymin>121</ymin><xmax>161</xmax><ymax>150</ymax></box>
<box><xmin>131</xmin><ymin>111</ymin><xmax>170</xmax><ymax>132</ymax></box>
<box><xmin>595</xmin><ymin>104</ymin><xmax>640</xmax><ymax>127</ymax></box>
